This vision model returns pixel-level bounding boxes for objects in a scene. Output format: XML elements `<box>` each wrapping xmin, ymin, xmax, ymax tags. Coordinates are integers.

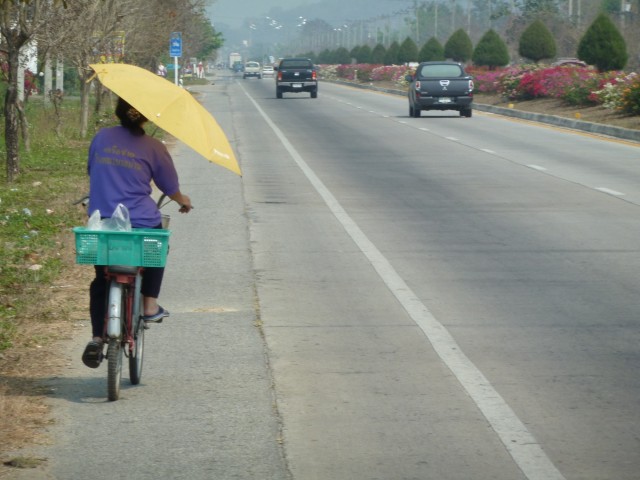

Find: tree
<box><xmin>49</xmin><ymin>1</ymin><xmax>140</xmax><ymax>138</ymax></box>
<box><xmin>472</xmin><ymin>29</ymin><xmax>510</xmax><ymax>68</ymax></box>
<box><xmin>519</xmin><ymin>20</ymin><xmax>556</xmax><ymax>63</ymax></box>
<box><xmin>444</xmin><ymin>29</ymin><xmax>473</xmax><ymax>62</ymax></box>
<box><xmin>419</xmin><ymin>37</ymin><xmax>445</xmax><ymax>61</ymax></box>
<box><xmin>357</xmin><ymin>45</ymin><xmax>372</xmax><ymax>64</ymax></box>
<box><xmin>317</xmin><ymin>49</ymin><xmax>333</xmax><ymax>63</ymax></box>
<box><xmin>0</xmin><ymin>0</ymin><xmax>66</xmax><ymax>181</ymax></box>
<box><xmin>350</xmin><ymin>46</ymin><xmax>362</xmax><ymax>62</ymax></box>
<box><xmin>398</xmin><ymin>37</ymin><xmax>419</xmax><ymax>64</ymax></box>
<box><xmin>333</xmin><ymin>47</ymin><xmax>351</xmax><ymax>65</ymax></box>
<box><xmin>371</xmin><ymin>43</ymin><xmax>387</xmax><ymax>64</ymax></box>
<box><xmin>384</xmin><ymin>41</ymin><xmax>400</xmax><ymax>65</ymax></box>
<box><xmin>520</xmin><ymin>0</ymin><xmax>560</xmax><ymax>19</ymax></box>
<box><xmin>577</xmin><ymin>13</ymin><xmax>627</xmax><ymax>71</ymax></box>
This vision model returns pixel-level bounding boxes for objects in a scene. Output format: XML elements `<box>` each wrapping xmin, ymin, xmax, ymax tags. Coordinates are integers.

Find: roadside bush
<box><xmin>398</xmin><ymin>37</ymin><xmax>419</xmax><ymax>64</ymax></box>
<box><xmin>519</xmin><ymin>20</ymin><xmax>556</xmax><ymax>64</ymax></box>
<box><xmin>466</xmin><ymin>67</ymin><xmax>503</xmax><ymax>93</ymax></box>
<box><xmin>384</xmin><ymin>41</ymin><xmax>400</xmax><ymax>65</ymax></box>
<box><xmin>335</xmin><ymin>63</ymin><xmax>378</xmax><ymax>81</ymax></box>
<box><xmin>472</xmin><ymin>29</ymin><xmax>510</xmax><ymax>69</ymax></box>
<box><xmin>577</xmin><ymin>13</ymin><xmax>627</xmax><ymax>72</ymax></box>
<box><xmin>594</xmin><ymin>73</ymin><xmax>640</xmax><ymax>114</ymax></box>
<box><xmin>445</xmin><ymin>29</ymin><xmax>473</xmax><ymax>63</ymax></box>
<box><xmin>419</xmin><ymin>37</ymin><xmax>445</xmax><ymax>62</ymax></box>
<box><xmin>371</xmin><ymin>44</ymin><xmax>387</xmax><ymax>64</ymax></box>
<box><xmin>619</xmin><ymin>76</ymin><xmax>640</xmax><ymax>115</ymax></box>
<box><xmin>371</xmin><ymin>65</ymin><xmax>412</xmax><ymax>86</ymax></box>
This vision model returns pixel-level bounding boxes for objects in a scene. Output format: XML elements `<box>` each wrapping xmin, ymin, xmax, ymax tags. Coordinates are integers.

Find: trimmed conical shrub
<box><xmin>577</xmin><ymin>13</ymin><xmax>627</xmax><ymax>71</ymax></box>
<box><xmin>371</xmin><ymin>44</ymin><xmax>387</xmax><ymax>64</ymax></box>
<box><xmin>519</xmin><ymin>20</ymin><xmax>556</xmax><ymax>63</ymax></box>
<box><xmin>472</xmin><ymin>29</ymin><xmax>510</xmax><ymax>69</ymax></box>
<box><xmin>419</xmin><ymin>37</ymin><xmax>445</xmax><ymax>61</ymax></box>
<box><xmin>444</xmin><ymin>29</ymin><xmax>473</xmax><ymax>62</ymax></box>
<box><xmin>398</xmin><ymin>37</ymin><xmax>419</xmax><ymax>64</ymax></box>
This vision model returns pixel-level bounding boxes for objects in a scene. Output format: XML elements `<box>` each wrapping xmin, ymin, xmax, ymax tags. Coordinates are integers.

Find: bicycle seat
<box><xmin>107</xmin><ymin>265</ymin><xmax>140</xmax><ymax>274</ymax></box>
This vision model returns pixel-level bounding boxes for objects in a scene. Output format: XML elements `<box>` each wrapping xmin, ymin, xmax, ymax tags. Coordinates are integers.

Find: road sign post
<box><xmin>170</xmin><ymin>32</ymin><xmax>182</xmax><ymax>86</ymax></box>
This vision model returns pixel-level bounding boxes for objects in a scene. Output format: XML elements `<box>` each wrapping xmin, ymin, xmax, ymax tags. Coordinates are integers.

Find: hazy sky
<box><xmin>208</xmin><ymin>0</ymin><xmax>311</xmax><ymax>27</ymax></box>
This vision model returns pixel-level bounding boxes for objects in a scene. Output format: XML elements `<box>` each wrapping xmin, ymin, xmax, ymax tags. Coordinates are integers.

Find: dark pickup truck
<box><xmin>275</xmin><ymin>58</ymin><xmax>318</xmax><ymax>98</ymax></box>
<box><xmin>405</xmin><ymin>61</ymin><xmax>474</xmax><ymax>117</ymax></box>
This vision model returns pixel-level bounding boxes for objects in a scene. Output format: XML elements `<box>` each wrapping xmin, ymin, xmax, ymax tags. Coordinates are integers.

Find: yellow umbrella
<box><xmin>89</xmin><ymin>63</ymin><xmax>241</xmax><ymax>176</ymax></box>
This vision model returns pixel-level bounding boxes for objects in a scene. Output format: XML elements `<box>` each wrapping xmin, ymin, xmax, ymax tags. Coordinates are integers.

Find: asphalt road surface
<box><xmin>10</xmin><ymin>72</ymin><xmax>640</xmax><ymax>480</ymax></box>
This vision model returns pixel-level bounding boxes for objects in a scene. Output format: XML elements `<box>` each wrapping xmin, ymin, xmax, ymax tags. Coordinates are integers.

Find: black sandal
<box><xmin>82</xmin><ymin>341</ymin><xmax>104</xmax><ymax>368</ymax></box>
<box><xmin>142</xmin><ymin>306</ymin><xmax>169</xmax><ymax>323</ymax></box>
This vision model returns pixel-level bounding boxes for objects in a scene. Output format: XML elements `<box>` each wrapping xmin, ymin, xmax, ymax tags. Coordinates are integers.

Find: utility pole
<box><xmin>414</xmin><ymin>0</ymin><xmax>419</xmax><ymax>43</ymax></box>
<box><xmin>452</xmin><ymin>0</ymin><xmax>456</xmax><ymax>34</ymax></box>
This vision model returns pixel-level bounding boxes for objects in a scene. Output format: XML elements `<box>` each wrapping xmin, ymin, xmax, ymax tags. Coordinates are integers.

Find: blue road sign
<box><xmin>170</xmin><ymin>32</ymin><xmax>182</xmax><ymax>58</ymax></box>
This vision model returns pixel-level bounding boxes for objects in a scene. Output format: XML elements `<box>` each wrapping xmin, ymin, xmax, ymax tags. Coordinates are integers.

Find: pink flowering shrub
<box><xmin>466</xmin><ymin>67</ymin><xmax>503</xmax><ymax>93</ymax></box>
<box><xmin>471</xmin><ymin>65</ymin><xmax>629</xmax><ymax>107</ymax></box>
<box><xmin>330</xmin><ymin>64</ymin><xmax>412</xmax><ymax>87</ymax></box>
<box><xmin>322</xmin><ymin>62</ymin><xmax>640</xmax><ymax>115</ymax></box>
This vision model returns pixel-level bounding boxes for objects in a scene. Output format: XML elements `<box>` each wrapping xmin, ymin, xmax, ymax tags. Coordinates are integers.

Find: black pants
<box><xmin>89</xmin><ymin>223</ymin><xmax>166</xmax><ymax>338</ymax></box>
<box><xmin>89</xmin><ymin>265</ymin><xmax>165</xmax><ymax>338</ymax></box>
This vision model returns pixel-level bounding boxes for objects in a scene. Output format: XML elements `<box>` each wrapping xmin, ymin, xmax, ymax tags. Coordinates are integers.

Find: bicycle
<box><xmin>73</xmin><ymin>196</ymin><xmax>173</xmax><ymax>401</ymax></box>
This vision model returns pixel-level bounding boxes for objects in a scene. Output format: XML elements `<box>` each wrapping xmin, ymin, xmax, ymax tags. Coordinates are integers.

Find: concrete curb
<box><xmin>328</xmin><ymin>79</ymin><xmax>640</xmax><ymax>143</ymax></box>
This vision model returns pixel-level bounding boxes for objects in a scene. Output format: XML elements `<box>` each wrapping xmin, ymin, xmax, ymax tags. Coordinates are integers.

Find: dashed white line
<box><xmin>527</xmin><ymin>164</ymin><xmax>547</xmax><ymax>171</ymax></box>
<box><xmin>595</xmin><ymin>187</ymin><xmax>625</xmax><ymax>196</ymax></box>
<box><xmin>482</xmin><ymin>149</ymin><xmax>496</xmax><ymax>154</ymax></box>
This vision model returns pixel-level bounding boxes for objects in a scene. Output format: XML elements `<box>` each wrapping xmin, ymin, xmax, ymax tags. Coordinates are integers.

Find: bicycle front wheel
<box><xmin>129</xmin><ymin>312</ymin><xmax>145</xmax><ymax>385</ymax></box>
<box><xmin>107</xmin><ymin>339</ymin><xmax>123</xmax><ymax>401</ymax></box>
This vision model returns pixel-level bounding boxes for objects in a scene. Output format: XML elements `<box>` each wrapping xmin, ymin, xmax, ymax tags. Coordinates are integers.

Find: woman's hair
<box><xmin>115</xmin><ymin>97</ymin><xmax>147</xmax><ymax>136</ymax></box>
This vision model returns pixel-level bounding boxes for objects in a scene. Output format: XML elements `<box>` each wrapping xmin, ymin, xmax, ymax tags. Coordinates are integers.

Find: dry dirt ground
<box><xmin>0</xmin><ymin>210</ymin><xmax>94</xmax><ymax>475</ymax></box>
<box><xmin>1</xmin><ymin>84</ymin><xmax>639</xmax><ymax>476</ymax></box>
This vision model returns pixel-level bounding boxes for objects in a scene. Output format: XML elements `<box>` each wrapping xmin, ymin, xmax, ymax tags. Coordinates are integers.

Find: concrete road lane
<box><xmin>234</xmin><ymin>75</ymin><xmax>640</xmax><ymax>480</ymax></box>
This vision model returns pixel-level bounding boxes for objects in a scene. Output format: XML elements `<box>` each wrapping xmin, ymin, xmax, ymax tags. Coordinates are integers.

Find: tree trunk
<box><xmin>17</xmin><ymin>101</ymin><xmax>31</xmax><ymax>153</ymax></box>
<box><xmin>4</xmin><ymin>49</ymin><xmax>22</xmax><ymax>182</ymax></box>
<box><xmin>79</xmin><ymin>68</ymin><xmax>92</xmax><ymax>138</ymax></box>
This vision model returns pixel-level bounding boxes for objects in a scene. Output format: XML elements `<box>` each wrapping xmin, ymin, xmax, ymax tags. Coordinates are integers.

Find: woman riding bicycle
<box><xmin>82</xmin><ymin>97</ymin><xmax>193</xmax><ymax>368</ymax></box>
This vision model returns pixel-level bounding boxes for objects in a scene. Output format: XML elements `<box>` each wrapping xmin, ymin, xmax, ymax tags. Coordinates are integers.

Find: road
<box><xmin>11</xmin><ymin>72</ymin><xmax>640</xmax><ymax>480</ymax></box>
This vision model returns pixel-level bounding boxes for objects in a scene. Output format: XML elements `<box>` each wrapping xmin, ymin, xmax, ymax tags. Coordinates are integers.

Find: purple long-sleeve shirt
<box><xmin>88</xmin><ymin>126</ymin><xmax>180</xmax><ymax>228</ymax></box>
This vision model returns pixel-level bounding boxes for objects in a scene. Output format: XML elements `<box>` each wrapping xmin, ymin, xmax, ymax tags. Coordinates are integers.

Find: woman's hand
<box><xmin>169</xmin><ymin>192</ymin><xmax>193</xmax><ymax>213</ymax></box>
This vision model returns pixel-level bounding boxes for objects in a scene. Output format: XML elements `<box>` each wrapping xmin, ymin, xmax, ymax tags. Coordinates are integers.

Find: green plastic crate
<box><xmin>73</xmin><ymin>227</ymin><xmax>171</xmax><ymax>267</ymax></box>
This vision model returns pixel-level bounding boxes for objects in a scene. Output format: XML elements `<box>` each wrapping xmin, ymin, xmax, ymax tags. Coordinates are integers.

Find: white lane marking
<box><xmin>527</xmin><ymin>164</ymin><xmax>547</xmax><ymax>171</ymax></box>
<box><xmin>447</xmin><ymin>137</ymin><xmax>459</xmax><ymax>141</ymax></box>
<box><xmin>482</xmin><ymin>149</ymin><xmax>496</xmax><ymax>154</ymax></box>
<box><xmin>419</xmin><ymin>127</ymin><xmax>431</xmax><ymax>132</ymax></box>
<box><xmin>241</xmin><ymin>85</ymin><xmax>566</xmax><ymax>480</ymax></box>
<box><xmin>398</xmin><ymin>121</ymin><xmax>408</xmax><ymax>125</ymax></box>
<box><xmin>595</xmin><ymin>187</ymin><xmax>624</xmax><ymax>196</ymax></box>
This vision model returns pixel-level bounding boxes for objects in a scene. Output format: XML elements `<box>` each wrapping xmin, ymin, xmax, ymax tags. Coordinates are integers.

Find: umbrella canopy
<box><xmin>90</xmin><ymin>63</ymin><xmax>241</xmax><ymax>176</ymax></box>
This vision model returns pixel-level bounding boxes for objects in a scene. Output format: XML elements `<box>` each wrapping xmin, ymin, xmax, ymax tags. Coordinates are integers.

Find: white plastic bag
<box><xmin>87</xmin><ymin>209</ymin><xmax>103</xmax><ymax>230</ymax></box>
<box><xmin>86</xmin><ymin>204</ymin><xmax>132</xmax><ymax>231</ymax></box>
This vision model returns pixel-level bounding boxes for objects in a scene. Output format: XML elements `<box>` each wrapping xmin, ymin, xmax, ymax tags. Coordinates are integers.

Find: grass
<box><xmin>0</xmin><ymin>93</ymin><xmax>101</xmax><ymax>458</ymax></box>
<box><xmin>0</xmin><ymin>96</ymin><xmax>95</xmax><ymax>353</ymax></box>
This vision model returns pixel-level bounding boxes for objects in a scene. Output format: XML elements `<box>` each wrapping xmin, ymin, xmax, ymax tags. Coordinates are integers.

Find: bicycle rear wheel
<box><xmin>107</xmin><ymin>338</ymin><xmax>123</xmax><ymax>401</ymax></box>
<box><xmin>129</xmin><ymin>312</ymin><xmax>145</xmax><ymax>385</ymax></box>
